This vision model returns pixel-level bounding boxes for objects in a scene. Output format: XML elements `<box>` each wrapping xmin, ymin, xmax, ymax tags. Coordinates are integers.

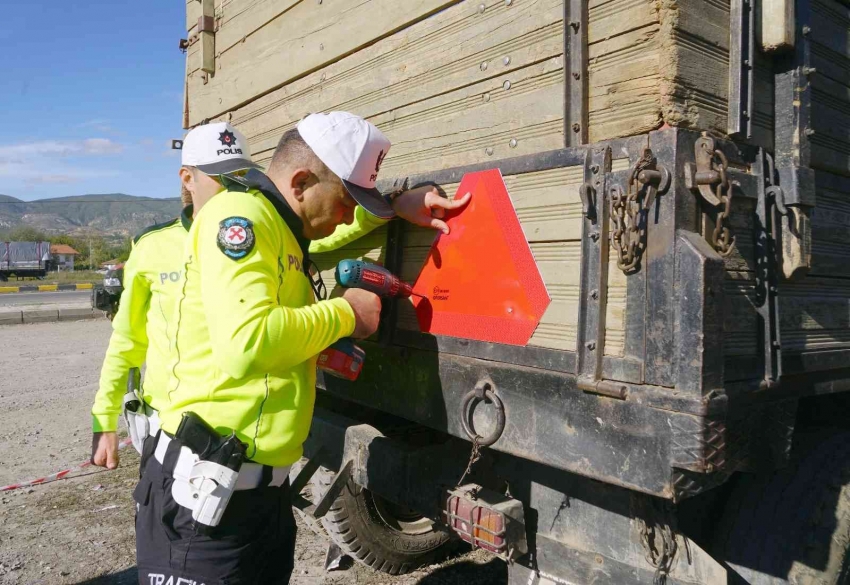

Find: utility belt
<box><xmin>151</xmin><ymin>412</ymin><xmax>291</xmax><ymax>533</ymax></box>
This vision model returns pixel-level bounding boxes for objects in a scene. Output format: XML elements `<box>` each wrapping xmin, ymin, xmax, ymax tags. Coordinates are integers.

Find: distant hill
<box><xmin>0</xmin><ymin>193</ymin><xmax>182</xmax><ymax>238</ymax></box>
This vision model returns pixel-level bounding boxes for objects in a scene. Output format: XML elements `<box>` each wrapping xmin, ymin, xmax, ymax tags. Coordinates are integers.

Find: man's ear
<box><xmin>178</xmin><ymin>167</ymin><xmax>194</xmax><ymax>191</ymax></box>
<box><xmin>290</xmin><ymin>169</ymin><xmax>313</xmax><ymax>202</ymax></box>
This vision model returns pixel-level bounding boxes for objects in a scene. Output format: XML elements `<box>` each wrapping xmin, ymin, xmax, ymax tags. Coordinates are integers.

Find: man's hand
<box><xmin>91</xmin><ymin>431</ymin><xmax>119</xmax><ymax>470</ymax></box>
<box><xmin>392</xmin><ymin>186</ymin><xmax>472</xmax><ymax>234</ymax></box>
<box><xmin>342</xmin><ymin>288</ymin><xmax>381</xmax><ymax>339</ymax></box>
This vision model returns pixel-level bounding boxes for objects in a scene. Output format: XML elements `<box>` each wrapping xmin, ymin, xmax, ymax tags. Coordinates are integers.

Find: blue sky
<box><xmin>0</xmin><ymin>1</ymin><xmax>187</xmax><ymax>201</ymax></box>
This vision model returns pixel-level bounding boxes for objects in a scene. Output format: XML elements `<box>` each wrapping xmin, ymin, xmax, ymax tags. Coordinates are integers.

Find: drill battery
<box><xmin>317</xmin><ymin>338</ymin><xmax>366</xmax><ymax>381</ymax></box>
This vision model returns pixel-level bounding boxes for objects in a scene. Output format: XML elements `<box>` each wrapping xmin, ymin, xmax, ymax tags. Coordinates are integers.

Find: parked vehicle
<box><xmin>0</xmin><ymin>241</ymin><xmax>51</xmax><ymax>281</ymax></box>
<box><xmin>91</xmin><ymin>263</ymin><xmax>123</xmax><ymax>320</ymax></box>
<box><xmin>182</xmin><ymin>0</ymin><xmax>850</xmax><ymax>582</ymax></box>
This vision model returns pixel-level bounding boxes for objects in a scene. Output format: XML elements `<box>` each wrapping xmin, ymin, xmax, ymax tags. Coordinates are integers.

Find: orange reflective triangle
<box><xmin>412</xmin><ymin>170</ymin><xmax>550</xmax><ymax>346</ymax></box>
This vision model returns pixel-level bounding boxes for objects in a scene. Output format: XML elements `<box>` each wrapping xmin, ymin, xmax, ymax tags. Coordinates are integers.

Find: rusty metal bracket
<box><xmin>684</xmin><ymin>134</ymin><xmax>737</xmax><ymax>256</ymax></box>
<box><xmin>564</xmin><ymin>0</ymin><xmax>588</xmax><ymax>146</ymax></box>
<box><xmin>728</xmin><ymin>0</ymin><xmax>756</xmax><ymax>138</ymax></box>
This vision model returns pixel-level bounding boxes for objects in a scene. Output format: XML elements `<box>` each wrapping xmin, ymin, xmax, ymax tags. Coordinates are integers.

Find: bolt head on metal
<box><xmin>590</xmin><ymin>289</ymin><xmax>599</xmax><ymax>300</ymax></box>
<box><xmin>480</xmin><ymin>61</ymin><xmax>488</xmax><ymax>71</ymax></box>
<box><xmin>503</xmin><ymin>56</ymin><xmax>511</xmax><ymax>66</ymax></box>
<box><xmin>509</xmin><ymin>138</ymin><xmax>518</xmax><ymax>148</ymax></box>
<box><xmin>805</xmin><ymin>128</ymin><xmax>816</xmax><ymax>136</ymax></box>
<box><xmin>503</xmin><ymin>80</ymin><xmax>511</xmax><ymax>90</ymax></box>
<box><xmin>590</xmin><ymin>231</ymin><xmax>600</xmax><ymax>241</ymax></box>
<box><xmin>507</xmin><ymin>307</ymin><xmax>513</xmax><ymax>313</ymax></box>
<box><xmin>572</xmin><ymin>123</ymin><xmax>581</xmax><ymax>133</ymax></box>
<box><xmin>505</xmin><ymin>0</ymin><xmax>513</xmax><ymax>5</ymax></box>
<box><xmin>802</xmin><ymin>25</ymin><xmax>811</xmax><ymax>36</ymax></box>
<box><xmin>591</xmin><ymin>165</ymin><xmax>600</xmax><ymax>174</ymax></box>
<box><xmin>478</xmin><ymin>3</ymin><xmax>486</xmax><ymax>13</ymax></box>
<box><xmin>319</xmin><ymin>43</ymin><xmax>324</xmax><ymax>51</ymax></box>
<box><xmin>573</xmin><ymin>72</ymin><xmax>581</xmax><ymax>80</ymax></box>
<box><xmin>485</xmin><ymin>147</ymin><xmax>494</xmax><ymax>156</ymax></box>
<box><xmin>586</xmin><ymin>342</ymin><xmax>596</xmax><ymax>351</ymax></box>
<box><xmin>483</xmin><ymin>92</ymin><xmax>491</xmax><ymax>102</ymax></box>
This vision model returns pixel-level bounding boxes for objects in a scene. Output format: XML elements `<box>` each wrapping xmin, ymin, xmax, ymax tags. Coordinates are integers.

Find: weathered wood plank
<box><xmin>233</xmin><ymin>0</ymin><xmax>563</xmax><ymax>160</ymax></box>
<box><xmin>371</xmin><ymin>64</ymin><xmax>565</xmax><ymax>177</ymax></box>
<box><xmin>187</xmin><ymin>0</ymin><xmax>462</xmax><ymax>126</ymax></box>
<box><xmin>587</xmin><ymin>14</ymin><xmax>661</xmax><ymax>141</ymax></box>
<box><xmin>253</xmin><ymin>59</ymin><xmax>565</xmax><ymax>174</ymax></box>
<box><xmin>588</xmin><ymin>0</ymin><xmax>656</xmax><ymax>44</ymax></box>
<box><xmin>216</xmin><ymin>0</ymin><xmax>301</xmax><ymax>55</ymax></box>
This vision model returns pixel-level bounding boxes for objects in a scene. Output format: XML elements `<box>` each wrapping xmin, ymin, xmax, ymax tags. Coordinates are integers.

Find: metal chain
<box><xmin>456</xmin><ymin>435</ymin><xmax>482</xmax><ymax>488</ymax></box>
<box><xmin>706</xmin><ymin>150</ymin><xmax>736</xmax><ymax>257</ymax></box>
<box><xmin>610</xmin><ymin>151</ymin><xmax>654</xmax><ymax>273</ymax></box>
<box><xmin>636</xmin><ymin>498</ymin><xmax>678</xmax><ymax>585</ymax></box>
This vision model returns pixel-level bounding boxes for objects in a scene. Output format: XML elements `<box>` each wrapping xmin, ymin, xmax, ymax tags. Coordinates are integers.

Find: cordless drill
<box><xmin>317</xmin><ymin>260</ymin><xmax>415</xmax><ymax>381</ymax></box>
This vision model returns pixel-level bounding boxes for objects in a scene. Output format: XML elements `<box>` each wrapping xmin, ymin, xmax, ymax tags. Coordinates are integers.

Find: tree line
<box><xmin>0</xmin><ymin>226</ymin><xmax>131</xmax><ymax>270</ymax></box>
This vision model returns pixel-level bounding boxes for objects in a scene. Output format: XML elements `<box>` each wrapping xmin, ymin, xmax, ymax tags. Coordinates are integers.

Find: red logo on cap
<box><xmin>218</xmin><ymin>130</ymin><xmax>237</xmax><ymax>147</ymax></box>
<box><xmin>375</xmin><ymin>150</ymin><xmax>386</xmax><ymax>173</ymax></box>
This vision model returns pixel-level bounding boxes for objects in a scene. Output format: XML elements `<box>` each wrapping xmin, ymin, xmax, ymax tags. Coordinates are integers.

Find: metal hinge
<box><xmin>575</xmin><ymin>147</ymin><xmax>635</xmax><ymax>401</ymax></box>
<box><xmin>755</xmin><ymin>149</ymin><xmax>783</xmax><ymax>388</ymax></box>
<box><xmin>728</xmin><ymin>0</ymin><xmax>756</xmax><ymax>138</ymax></box>
<box><xmin>684</xmin><ymin>134</ymin><xmax>737</xmax><ymax>257</ymax></box>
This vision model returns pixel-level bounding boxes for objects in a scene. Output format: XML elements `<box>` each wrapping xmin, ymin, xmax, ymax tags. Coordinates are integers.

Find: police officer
<box><xmin>134</xmin><ymin>112</ymin><xmax>470</xmax><ymax>583</ymax></box>
<box><xmin>90</xmin><ymin>122</ymin><xmax>260</xmax><ymax>469</ymax></box>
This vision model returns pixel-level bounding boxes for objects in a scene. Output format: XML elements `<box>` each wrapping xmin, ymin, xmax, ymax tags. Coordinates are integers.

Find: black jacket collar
<box><xmin>180</xmin><ymin>204</ymin><xmax>194</xmax><ymax>231</ymax></box>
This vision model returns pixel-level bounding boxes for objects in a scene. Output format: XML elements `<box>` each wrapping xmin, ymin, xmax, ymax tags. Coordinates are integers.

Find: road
<box><xmin>0</xmin><ymin>320</ymin><xmax>504</xmax><ymax>585</ymax></box>
<box><xmin>0</xmin><ymin>290</ymin><xmax>90</xmax><ymax>307</ymax></box>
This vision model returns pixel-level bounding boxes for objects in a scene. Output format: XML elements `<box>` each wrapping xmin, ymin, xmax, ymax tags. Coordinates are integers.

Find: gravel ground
<box><xmin>0</xmin><ymin>320</ymin><xmax>507</xmax><ymax>585</ymax></box>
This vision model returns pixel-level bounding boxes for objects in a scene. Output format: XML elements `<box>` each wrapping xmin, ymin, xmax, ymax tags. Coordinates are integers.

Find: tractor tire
<box><xmin>713</xmin><ymin>429</ymin><xmax>850</xmax><ymax>584</ymax></box>
<box><xmin>311</xmin><ymin>467</ymin><xmax>455</xmax><ymax>575</ymax></box>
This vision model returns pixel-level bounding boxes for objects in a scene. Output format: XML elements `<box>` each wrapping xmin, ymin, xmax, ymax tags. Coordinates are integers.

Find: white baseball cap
<box><xmin>181</xmin><ymin>122</ymin><xmax>260</xmax><ymax>176</ymax></box>
<box><xmin>297</xmin><ymin>112</ymin><xmax>394</xmax><ymax>219</ymax></box>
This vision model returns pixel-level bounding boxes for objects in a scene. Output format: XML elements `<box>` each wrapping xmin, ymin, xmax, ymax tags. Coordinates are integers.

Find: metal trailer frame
<box><xmin>295</xmin><ymin>125</ymin><xmax>849</xmax><ymax>583</ymax></box>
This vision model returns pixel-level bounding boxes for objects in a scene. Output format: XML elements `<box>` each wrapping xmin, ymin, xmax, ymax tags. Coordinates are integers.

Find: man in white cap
<box><xmin>133</xmin><ymin>112</ymin><xmax>469</xmax><ymax>583</ymax></box>
<box><xmin>90</xmin><ymin>122</ymin><xmax>261</xmax><ymax>469</ymax></box>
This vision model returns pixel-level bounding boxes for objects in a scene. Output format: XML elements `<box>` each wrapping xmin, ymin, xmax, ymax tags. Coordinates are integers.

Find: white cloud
<box><xmin>26</xmin><ymin>174</ymin><xmax>85</xmax><ymax>185</ymax></box>
<box><xmin>0</xmin><ymin>138</ymin><xmax>124</xmax><ymax>163</ymax></box>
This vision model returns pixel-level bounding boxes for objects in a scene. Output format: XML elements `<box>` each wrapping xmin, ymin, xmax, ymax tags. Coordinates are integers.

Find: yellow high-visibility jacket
<box><xmin>91</xmin><ymin>208</ymin><xmax>193</xmax><ymax>432</ymax></box>
<box><xmin>160</xmin><ymin>172</ymin><xmax>387</xmax><ymax>466</ymax></box>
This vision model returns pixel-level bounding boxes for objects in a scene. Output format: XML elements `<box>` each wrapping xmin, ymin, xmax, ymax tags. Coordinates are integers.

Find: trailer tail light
<box><xmin>443</xmin><ymin>484</ymin><xmax>527</xmax><ymax>561</ymax></box>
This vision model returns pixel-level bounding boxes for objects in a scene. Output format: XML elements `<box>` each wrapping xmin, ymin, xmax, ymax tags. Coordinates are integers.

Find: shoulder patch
<box><xmin>133</xmin><ymin>217</ymin><xmax>180</xmax><ymax>245</ymax></box>
<box><xmin>217</xmin><ymin>217</ymin><xmax>255</xmax><ymax>260</ymax></box>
